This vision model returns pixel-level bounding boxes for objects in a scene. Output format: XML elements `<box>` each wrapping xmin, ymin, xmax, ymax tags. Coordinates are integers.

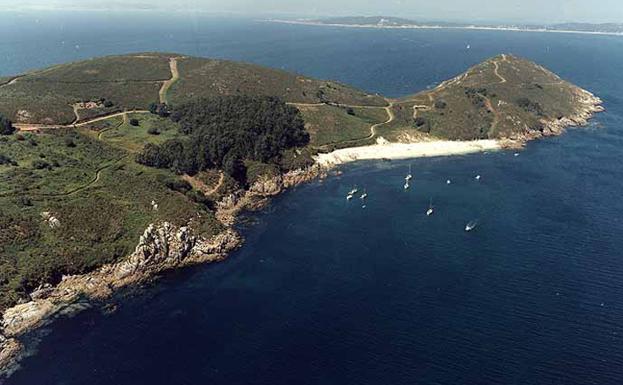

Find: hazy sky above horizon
<box><xmin>1</xmin><ymin>0</ymin><xmax>622</xmax><ymax>23</ymax></box>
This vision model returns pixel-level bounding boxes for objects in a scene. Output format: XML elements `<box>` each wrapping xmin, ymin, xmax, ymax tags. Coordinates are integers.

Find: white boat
<box><xmin>404</xmin><ymin>181</ymin><xmax>410</xmax><ymax>190</ymax></box>
<box><xmin>405</xmin><ymin>164</ymin><xmax>413</xmax><ymax>181</ymax></box>
<box><xmin>446</xmin><ymin>179</ymin><xmax>452</xmax><ymax>185</ymax></box>
<box><xmin>426</xmin><ymin>198</ymin><xmax>434</xmax><ymax>216</ymax></box>
<box><xmin>475</xmin><ymin>175</ymin><xmax>481</xmax><ymax>181</ymax></box>
<box><xmin>346</xmin><ymin>194</ymin><xmax>354</xmax><ymax>200</ymax></box>
<box><xmin>465</xmin><ymin>220</ymin><xmax>478</xmax><ymax>232</ymax></box>
<box><xmin>360</xmin><ymin>190</ymin><xmax>368</xmax><ymax>200</ymax></box>
<box><xmin>348</xmin><ymin>186</ymin><xmax>358</xmax><ymax>195</ymax></box>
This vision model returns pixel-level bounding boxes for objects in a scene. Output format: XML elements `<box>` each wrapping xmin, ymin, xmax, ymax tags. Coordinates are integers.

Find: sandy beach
<box><xmin>315</xmin><ymin>139</ymin><xmax>504</xmax><ymax>167</ymax></box>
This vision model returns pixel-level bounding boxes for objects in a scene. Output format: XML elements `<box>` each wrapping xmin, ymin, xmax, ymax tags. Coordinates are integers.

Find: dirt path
<box><xmin>15</xmin><ymin>110</ymin><xmax>149</xmax><ymax>132</ymax></box>
<box><xmin>483</xmin><ymin>97</ymin><xmax>501</xmax><ymax>134</ymax></box>
<box><xmin>183</xmin><ymin>172</ymin><xmax>225</xmax><ymax>196</ymax></box>
<box><xmin>412</xmin><ymin>104</ymin><xmax>432</xmax><ymax>119</ymax></box>
<box><xmin>320</xmin><ymin>99</ymin><xmax>395</xmax><ymax>148</ymax></box>
<box><xmin>493</xmin><ymin>55</ymin><xmax>508</xmax><ymax>84</ymax></box>
<box><xmin>159</xmin><ymin>57</ymin><xmax>180</xmax><ymax>104</ymax></box>
<box><xmin>287</xmin><ymin>102</ymin><xmax>388</xmax><ymax>109</ymax></box>
<box><xmin>72</xmin><ymin>104</ymin><xmax>81</xmax><ymax>124</ymax></box>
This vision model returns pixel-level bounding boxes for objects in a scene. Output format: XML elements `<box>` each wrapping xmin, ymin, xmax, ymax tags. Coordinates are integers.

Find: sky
<box><xmin>0</xmin><ymin>0</ymin><xmax>622</xmax><ymax>24</ymax></box>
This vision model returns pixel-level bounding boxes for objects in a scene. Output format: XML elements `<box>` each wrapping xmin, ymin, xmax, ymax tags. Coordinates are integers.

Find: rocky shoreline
<box><xmin>506</xmin><ymin>88</ymin><xmax>604</xmax><ymax>144</ymax></box>
<box><xmin>0</xmin><ymin>165</ymin><xmax>326</xmax><ymax>377</ymax></box>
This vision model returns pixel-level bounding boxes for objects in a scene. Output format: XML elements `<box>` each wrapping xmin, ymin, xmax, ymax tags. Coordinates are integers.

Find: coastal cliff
<box><xmin>0</xmin><ymin>165</ymin><xmax>324</xmax><ymax>375</ymax></box>
<box><xmin>0</xmin><ymin>224</ymin><xmax>241</xmax><ymax>372</ymax></box>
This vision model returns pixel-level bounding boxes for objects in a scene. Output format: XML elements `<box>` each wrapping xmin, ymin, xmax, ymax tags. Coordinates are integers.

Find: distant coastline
<box><xmin>268</xmin><ymin>19</ymin><xmax>623</xmax><ymax>37</ymax></box>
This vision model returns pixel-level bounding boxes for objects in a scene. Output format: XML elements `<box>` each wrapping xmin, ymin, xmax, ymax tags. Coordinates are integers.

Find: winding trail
<box><xmin>318</xmin><ymin>99</ymin><xmax>395</xmax><ymax>148</ymax></box>
<box><xmin>159</xmin><ymin>57</ymin><xmax>180</xmax><ymax>105</ymax></box>
<box><xmin>288</xmin><ymin>99</ymin><xmax>394</xmax><ymax>148</ymax></box>
<box><xmin>483</xmin><ymin>97</ymin><xmax>501</xmax><ymax>134</ymax></box>
<box><xmin>183</xmin><ymin>172</ymin><xmax>225</xmax><ymax>196</ymax></box>
<box><xmin>493</xmin><ymin>55</ymin><xmax>508</xmax><ymax>84</ymax></box>
<box><xmin>286</xmin><ymin>102</ymin><xmax>388</xmax><ymax>109</ymax></box>
<box><xmin>15</xmin><ymin>110</ymin><xmax>149</xmax><ymax>132</ymax></box>
<box><xmin>71</xmin><ymin>104</ymin><xmax>81</xmax><ymax>124</ymax></box>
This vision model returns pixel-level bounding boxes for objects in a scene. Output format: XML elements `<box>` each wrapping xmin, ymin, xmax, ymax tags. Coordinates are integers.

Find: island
<box><xmin>270</xmin><ymin>16</ymin><xmax>623</xmax><ymax>36</ymax></box>
<box><xmin>0</xmin><ymin>52</ymin><xmax>603</xmax><ymax>374</ymax></box>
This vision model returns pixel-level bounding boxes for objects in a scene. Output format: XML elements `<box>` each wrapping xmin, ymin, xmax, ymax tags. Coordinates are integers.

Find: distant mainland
<box><xmin>269</xmin><ymin>16</ymin><xmax>623</xmax><ymax>36</ymax></box>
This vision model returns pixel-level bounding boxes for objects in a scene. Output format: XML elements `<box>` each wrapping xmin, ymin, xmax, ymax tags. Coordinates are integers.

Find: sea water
<box><xmin>3</xmin><ymin>12</ymin><xmax>623</xmax><ymax>385</ymax></box>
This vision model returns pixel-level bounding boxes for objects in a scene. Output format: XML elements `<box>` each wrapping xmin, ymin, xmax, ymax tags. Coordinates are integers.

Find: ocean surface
<box><xmin>3</xmin><ymin>12</ymin><xmax>623</xmax><ymax>385</ymax></box>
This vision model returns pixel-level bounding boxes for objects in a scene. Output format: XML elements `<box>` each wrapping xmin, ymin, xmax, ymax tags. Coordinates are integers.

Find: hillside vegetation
<box><xmin>0</xmin><ymin>52</ymin><xmax>602</xmax><ymax>311</ymax></box>
<box><xmin>0</xmin><ymin>53</ymin><xmax>386</xmax><ymax>126</ymax></box>
<box><xmin>0</xmin><ymin>120</ymin><xmax>224</xmax><ymax>310</ymax></box>
<box><xmin>385</xmin><ymin>54</ymin><xmax>599</xmax><ymax>140</ymax></box>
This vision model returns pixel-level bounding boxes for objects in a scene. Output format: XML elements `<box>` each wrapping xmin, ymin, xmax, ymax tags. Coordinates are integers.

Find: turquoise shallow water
<box><xmin>3</xmin><ymin>12</ymin><xmax>623</xmax><ymax>385</ymax></box>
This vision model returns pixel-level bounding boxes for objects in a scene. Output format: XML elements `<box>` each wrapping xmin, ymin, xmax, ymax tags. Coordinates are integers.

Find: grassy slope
<box><xmin>0</xmin><ymin>53</ymin><xmax>387</xmax><ymax>126</ymax></box>
<box><xmin>297</xmin><ymin>104</ymin><xmax>388</xmax><ymax>146</ymax></box>
<box><xmin>0</xmin><ymin>54</ymin><xmax>171</xmax><ymax>125</ymax></box>
<box><xmin>168</xmin><ymin>57</ymin><xmax>387</xmax><ymax>107</ymax></box>
<box><xmin>0</xmin><ymin>114</ymin><xmax>222</xmax><ymax>311</ymax></box>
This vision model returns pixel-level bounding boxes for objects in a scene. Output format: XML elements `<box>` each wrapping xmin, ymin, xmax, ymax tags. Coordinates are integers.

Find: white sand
<box><xmin>315</xmin><ymin>139</ymin><xmax>503</xmax><ymax>167</ymax></box>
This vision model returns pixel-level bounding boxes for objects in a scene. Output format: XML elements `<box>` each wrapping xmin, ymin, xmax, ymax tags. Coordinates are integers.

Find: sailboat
<box><xmin>446</xmin><ymin>179</ymin><xmax>452</xmax><ymax>185</ymax></box>
<box><xmin>347</xmin><ymin>185</ymin><xmax>358</xmax><ymax>199</ymax></box>
<box><xmin>465</xmin><ymin>220</ymin><xmax>478</xmax><ymax>232</ymax></box>
<box><xmin>360</xmin><ymin>189</ymin><xmax>368</xmax><ymax>200</ymax></box>
<box><xmin>426</xmin><ymin>198</ymin><xmax>434</xmax><ymax>216</ymax></box>
<box><xmin>475</xmin><ymin>175</ymin><xmax>481</xmax><ymax>181</ymax></box>
<box><xmin>405</xmin><ymin>164</ymin><xmax>413</xmax><ymax>181</ymax></box>
<box><xmin>404</xmin><ymin>181</ymin><xmax>410</xmax><ymax>190</ymax></box>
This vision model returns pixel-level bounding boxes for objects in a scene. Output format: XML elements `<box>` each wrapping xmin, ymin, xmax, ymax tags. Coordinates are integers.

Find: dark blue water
<box><xmin>4</xmin><ymin>12</ymin><xmax>623</xmax><ymax>385</ymax></box>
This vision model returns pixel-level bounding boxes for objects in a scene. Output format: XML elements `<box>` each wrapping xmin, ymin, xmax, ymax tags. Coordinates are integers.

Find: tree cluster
<box><xmin>137</xmin><ymin>96</ymin><xmax>309</xmax><ymax>185</ymax></box>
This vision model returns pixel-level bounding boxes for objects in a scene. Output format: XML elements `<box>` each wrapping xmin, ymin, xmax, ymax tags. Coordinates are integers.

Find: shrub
<box><xmin>434</xmin><ymin>100</ymin><xmax>447</xmax><ymax>109</ymax></box>
<box><xmin>346</xmin><ymin>107</ymin><xmax>356</xmax><ymax>116</ymax></box>
<box><xmin>17</xmin><ymin>196</ymin><xmax>33</xmax><ymax>207</ymax></box>
<box><xmin>148</xmin><ymin>102</ymin><xmax>169</xmax><ymax>117</ymax></box>
<box><xmin>164</xmin><ymin>178</ymin><xmax>193</xmax><ymax>193</ymax></box>
<box><xmin>65</xmin><ymin>138</ymin><xmax>77</xmax><ymax>147</ymax></box>
<box><xmin>0</xmin><ymin>113</ymin><xmax>15</xmax><ymax>135</ymax></box>
<box><xmin>414</xmin><ymin>117</ymin><xmax>426</xmax><ymax>127</ymax></box>
<box><xmin>0</xmin><ymin>154</ymin><xmax>16</xmax><ymax>166</ymax></box>
<box><xmin>32</xmin><ymin>160</ymin><xmax>50</xmax><ymax>170</ymax></box>
<box><xmin>129</xmin><ymin>118</ymin><xmax>140</xmax><ymax>127</ymax></box>
<box><xmin>516</xmin><ymin>97</ymin><xmax>544</xmax><ymax>116</ymax></box>
<box><xmin>185</xmin><ymin>189</ymin><xmax>215</xmax><ymax>210</ymax></box>
<box><xmin>103</xmin><ymin>100</ymin><xmax>114</xmax><ymax>108</ymax></box>
<box><xmin>148</xmin><ymin>102</ymin><xmax>159</xmax><ymax>114</ymax></box>
<box><xmin>147</xmin><ymin>127</ymin><xmax>160</xmax><ymax>135</ymax></box>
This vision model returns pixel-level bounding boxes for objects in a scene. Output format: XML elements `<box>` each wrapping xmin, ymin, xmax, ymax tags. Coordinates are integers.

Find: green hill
<box><xmin>0</xmin><ymin>53</ymin><xmax>386</xmax><ymax>126</ymax></box>
<box><xmin>381</xmin><ymin>54</ymin><xmax>602</xmax><ymax>141</ymax></box>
